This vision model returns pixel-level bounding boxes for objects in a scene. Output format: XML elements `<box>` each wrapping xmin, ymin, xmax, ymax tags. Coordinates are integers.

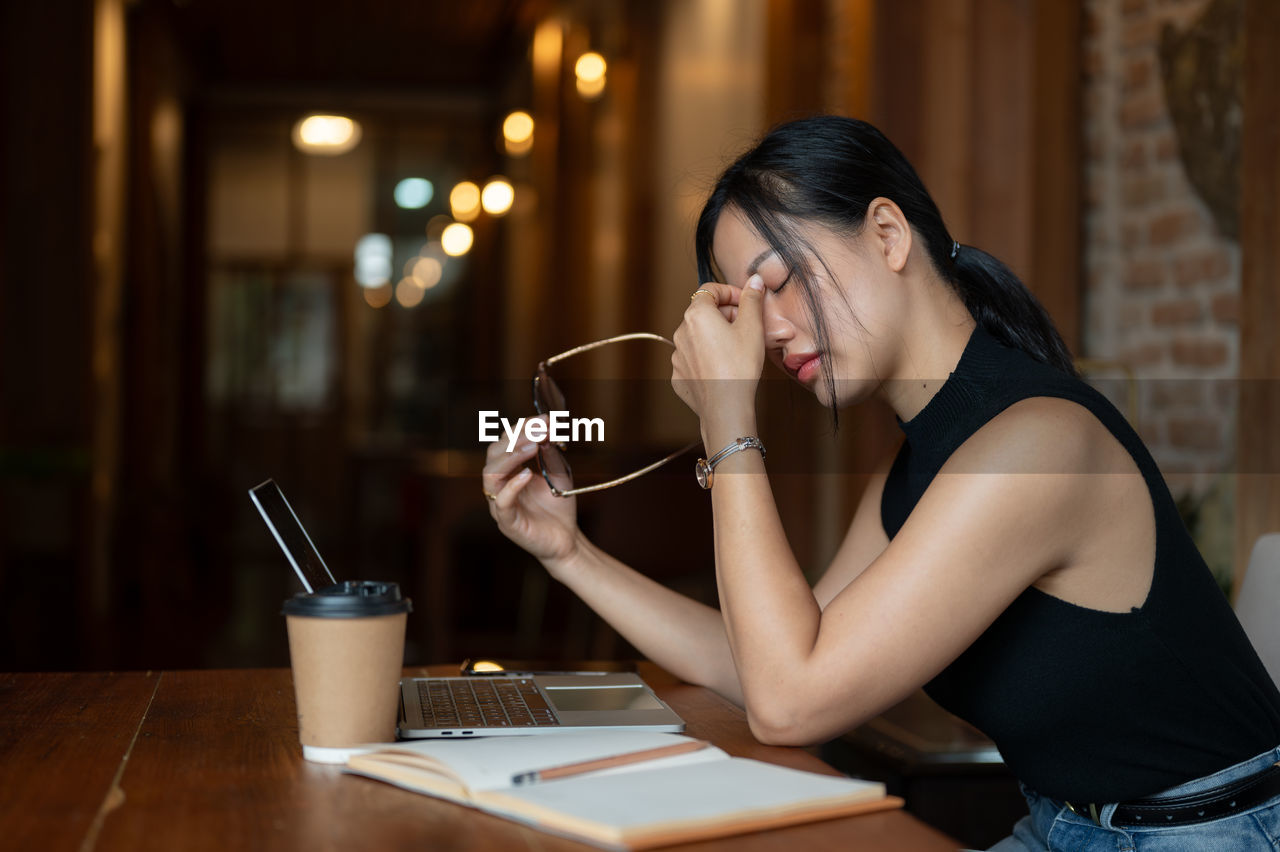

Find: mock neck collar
<box><xmin>896</xmin><ymin>326</ymin><xmax>1009</xmax><ymax>450</ymax></box>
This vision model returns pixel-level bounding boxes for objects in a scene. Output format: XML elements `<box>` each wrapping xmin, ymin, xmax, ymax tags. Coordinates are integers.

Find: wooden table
<box><xmin>0</xmin><ymin>666</ymin><xmax>960</xmax><ymax>851</ymax></box>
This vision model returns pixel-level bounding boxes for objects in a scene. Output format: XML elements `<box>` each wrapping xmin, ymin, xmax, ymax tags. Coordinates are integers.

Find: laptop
<box><xmin>249</xmin><ymin>479</ymin><xmax>685</xmax><ymax>738</ymax></box>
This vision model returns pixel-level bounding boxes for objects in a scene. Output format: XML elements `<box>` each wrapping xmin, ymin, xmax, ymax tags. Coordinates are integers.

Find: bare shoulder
<box><xmin>947</xmin><ymin>395</ymin><xmax>1126</xmax><ymax>477</ymax></box>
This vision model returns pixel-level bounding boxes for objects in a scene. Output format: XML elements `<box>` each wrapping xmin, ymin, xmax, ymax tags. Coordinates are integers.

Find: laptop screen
<box><xmin>249</xmin><ymin>479</ymin><xmax>337</xmax><ymax>593</ymax></box>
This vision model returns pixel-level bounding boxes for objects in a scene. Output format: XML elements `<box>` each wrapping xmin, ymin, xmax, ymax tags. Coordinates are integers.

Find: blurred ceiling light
<box><xmin>449</xmin><ymin>181</ymin><xmax>481</xmax><ymax>223</ymax></box>
<box><xmin>577</xmin><ymin>75</ymin><xmax>606</xmax><ymax>99</ymax></box>
<box><xmin>441</xmin><ymin>222</ymin><xmax>474</xmax><ymax>256</ymax></box>
<box><xmin>503</xmin><ymin>111</ymin><xmax>534</xmax><ymax>156</ymax></box>
<box><xmin>411</xmin><ymin>256</ymin><xmax>443</xmax><ymax>289</ymax></box>
<box><xmin>394</xmin><ymin>177</ymin><xmax>434</xmax><ymax>209</ymax></box>
<box><xmin>575</xmin><ymin>52</ymin><xmax>607</xmax><ymax>100</ymax></box>
<box><xmin>575</xmin><ymin>52</ymin><xmax>606</xmax><ymax>83</ymax></box>
<box><xmin>395</xmin><ymin>277</ymin><xmax>426</xmax><ymax>308</ymax></box>
<box><xmin>354</xmin><ymin>233</ymin><xmax>392</xmax><ymax>288</ymax></box>
<box><xmin>363</xmin><ymin>283</ymin><xmax>392</xmax><ymax>308</ymax></box>
<box><xmin>532</xmin><ymin>19</ymin><xmax>563</xmax><ymax>76</ymax></box>
<box><xmin>481</xmin><ymin>178</ymin><xmax>515</xmax><ymax>216</ymax></box>
<box><xmin>293</xmin><ymin>114</ymin><xmax>362</xmax><ymax>155</ymax></box>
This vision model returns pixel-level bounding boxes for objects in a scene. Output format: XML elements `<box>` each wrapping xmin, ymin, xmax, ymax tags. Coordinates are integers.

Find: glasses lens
<box><xmin>537</xmin><ymin>442</ymin><xmax>575</xmax><ymax>495</ymax></box>
<box><xmin>534</xmin><ymin>367</ymin><xmax>566</xmax><ymax>415</ymax></box>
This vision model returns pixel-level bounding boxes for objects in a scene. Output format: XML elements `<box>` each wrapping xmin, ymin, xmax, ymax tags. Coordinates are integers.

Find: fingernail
<box><xmin>517</xmin><ymin>468</ymin><xmax>532</xmax><ymax>480</ymax></box>
<box><xmin>521</xmin><ymin>442</ymin><xmax>537</xmax><ymax>454</ymax></box>
<box><xmin>747</xmin><ymin>274</ymin><xmax>764</xmax><ymax>292</ymax></box>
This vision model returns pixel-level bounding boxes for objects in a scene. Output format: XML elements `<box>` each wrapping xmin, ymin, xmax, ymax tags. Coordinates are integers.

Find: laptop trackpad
<box><xmin>542</xmin><ymin>685</ymin><xmax>665</xmax><ymax>712</ymax></box>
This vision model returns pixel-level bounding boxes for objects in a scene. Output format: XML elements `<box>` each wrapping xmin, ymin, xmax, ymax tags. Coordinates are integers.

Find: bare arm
<box><xmin>483</xmin><ymin>435</ymin><xmax>898</xmax><ymax>707</ymax></box>
<box><xmin>545</xmin><ymin>534</ymin><xmax>744</xmax><ymax>704</ymax></box>
<box><xmin>703</xmin><ymin>399</ymin><xmax>1100</xmax><ymax>745</ymax></box>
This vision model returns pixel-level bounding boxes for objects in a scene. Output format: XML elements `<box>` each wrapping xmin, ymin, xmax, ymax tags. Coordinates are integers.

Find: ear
<box><xmin>865</xmin><ymin>197</ymin><xmax>912</xmax><ymax>273</ymax></box>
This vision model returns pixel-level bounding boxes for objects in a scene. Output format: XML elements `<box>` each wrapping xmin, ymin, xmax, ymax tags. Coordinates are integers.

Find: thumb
<box><xmin>735</xmin><ymin>274</ymin><xmax>766</xmax><ymax>331</ymax></box>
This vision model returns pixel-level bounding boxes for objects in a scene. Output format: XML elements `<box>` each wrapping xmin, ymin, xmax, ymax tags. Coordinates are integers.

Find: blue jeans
<box><xmin>988</xmin><ymin>746</ymin><xmax>1280</xmax><ymax>851</ymax></box>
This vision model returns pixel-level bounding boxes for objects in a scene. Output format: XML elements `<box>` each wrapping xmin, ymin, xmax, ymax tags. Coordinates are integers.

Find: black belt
<box><xmin>1066</xmin><ymin>762</ymin><xmax>1280</xmax><ymax>828</ymax></box>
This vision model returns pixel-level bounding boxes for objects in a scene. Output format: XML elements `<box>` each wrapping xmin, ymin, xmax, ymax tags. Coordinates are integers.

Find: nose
<box><xmin>761</xmin><ymin>293</ymin><xmax>794</xmax><ymax>352</ymax></box>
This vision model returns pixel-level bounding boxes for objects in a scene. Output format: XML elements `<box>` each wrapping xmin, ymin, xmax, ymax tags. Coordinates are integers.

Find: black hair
<box><xmin>695</xmin><ymin>116</ymin><xmax>1076</xmax><ymax>427</ymax></box>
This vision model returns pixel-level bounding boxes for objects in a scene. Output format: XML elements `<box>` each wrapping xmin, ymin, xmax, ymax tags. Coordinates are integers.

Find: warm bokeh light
<box><xmin>354</xmin><ymin>233</ymin><xmax>392</xmax><ymax>288</ymax></box>
<box><xmin>449</xmin><ymin>181</ymin><xmax>481</xmax><ymax>223</ymax></box>
<box><xmin>362</xmin><ymin>283</ymin><xmax>392</xmax><ymax>308</ymax></box>
<box><xmin>505</xmin><ymin>136</ymin><xmax>533</xmax><ymax>157</ymax></box>
<box><xmin>440</xmin><ymin>222</ymin><xmax>474</xmax><ymax>256</ymax></box>
<box><xmin>575</xmin><ymin>53</ymin><xmax>607</xmax><ymax>99</ymax></box>
<box><xmin>411</xmin><ymin>256</ymin><xmax>443</xmax><ymax>289</ymax></box>
<box><xmin>576</xmin><ymin>75</ymin><xmax>606</xmax><ymax>99</ymax></box>
<box><xmin>503</xmin><ymin>111</ymin><xmax>534</xmax><ymax>144</ymax></box>
<box><xmin>395</xmin><ymin>277</ymin><xmax>426</xmax><ymax>308</ymax></box>
<box><xmin>532</xmin><ymin>20</ymin><xmax>563</xmax><ymax>77</ymax></box>
<box><xmin>394</xmin><ymin>177</ymin><xmax>433</xmax><ymax>209</ymax></box>
<box><xmin>503</xmin><ymin>111</ymin><xmax>534</xmax><ymax>156</ymax></box>
<box><xmin>575</xmin><ymin>52</ymin><xmax>606</xmax><ymax>83</ymax></box>
<box><xmin>481</xmin><ymin>178</ymin><xmax>514</xmax><ymax>216</ymax></box>
<box><xmin>292</xmin><ymin>114</ymin><xmax>362</xmax><ymax>155</ymax></box>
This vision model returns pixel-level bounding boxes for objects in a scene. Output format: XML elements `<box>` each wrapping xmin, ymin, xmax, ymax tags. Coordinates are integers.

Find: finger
<box><xmin>482</xmin><ymin>440</ymin><xmax>539</xmax><ymax>491</ymax></box>
<box><xmin>713</xmin><ymin>283</ymin><xmax>742</xmax><ymax>307</ymax></box>
<box><xmin>733</xmin><ymin>273</ymin><xmax>766</xmax><ymax>334</ymax></box>
<box><xmin>687</xmin><ymin>281</ymin><xmax>737</xmax><ymax>311</ymax></box>
<box><xmin>491</xmin><ymin>467</ymin><xmax>534</xmax><ymax>516</ymax></box>
<box><xmin>483</xmin><ymin>414</ymin><xmax>548</xmax><ymax>463</ymax></box>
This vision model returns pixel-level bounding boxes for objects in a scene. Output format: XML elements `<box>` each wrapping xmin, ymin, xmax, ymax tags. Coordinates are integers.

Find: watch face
<box><xmin>695</xmin><ymin>459</ymin><xmax>712</xmax><ymax>489</ymax></box>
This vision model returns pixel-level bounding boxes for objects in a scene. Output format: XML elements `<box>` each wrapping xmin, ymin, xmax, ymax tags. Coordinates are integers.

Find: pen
<box><xmin>510</xmin><ymin>739</ymin><xmax>711</xmax><ymax>786</ymax></box>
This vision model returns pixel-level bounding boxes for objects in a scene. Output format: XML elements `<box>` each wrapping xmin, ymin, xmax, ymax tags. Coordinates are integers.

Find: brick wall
<box><xmin>1082</xmin><ymin>0</ymin><xmax>1240</xmax><ymax>514</ymax></box>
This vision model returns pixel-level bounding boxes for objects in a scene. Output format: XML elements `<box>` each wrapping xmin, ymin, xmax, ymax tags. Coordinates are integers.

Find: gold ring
<box><xmin>483</xmin><ymin>489</ymin><xmax>498</xmax><ymax>502</ymax></box>
<box><xmin>690</xmin><ymin>288</ymin><xmax>714</xmax><ymax>303</ymax></box>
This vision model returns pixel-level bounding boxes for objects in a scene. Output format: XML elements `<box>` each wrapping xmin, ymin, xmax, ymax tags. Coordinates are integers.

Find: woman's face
<box><xmin>710</xmin><ymin>207</ymin><xmax>905</xmax><ymax>408</ymax></box>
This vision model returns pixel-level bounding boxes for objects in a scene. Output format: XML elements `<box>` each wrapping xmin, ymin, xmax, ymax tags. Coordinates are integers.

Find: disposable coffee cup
<box><xmin>283</xmin><ymin>580</ymin><xmax>412</xmax><ymax>764</ymax></box>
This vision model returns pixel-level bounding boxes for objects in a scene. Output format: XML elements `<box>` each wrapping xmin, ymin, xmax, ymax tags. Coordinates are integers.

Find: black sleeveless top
<box><xmin>881</xmin><ymin>327</ymin><xmax>1280</xmax><ymax>803</ymax></box>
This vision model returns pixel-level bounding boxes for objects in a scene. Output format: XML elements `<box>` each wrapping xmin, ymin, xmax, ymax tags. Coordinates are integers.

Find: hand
<box><xmin>670</xmin><ymin>276</ymin><xmax>767</xmax><ymax>435</ymax></box>
<box><xmin>481</xmin><ymin>423</ymin><xmax>581</xmax><ymax>573</ymax></box>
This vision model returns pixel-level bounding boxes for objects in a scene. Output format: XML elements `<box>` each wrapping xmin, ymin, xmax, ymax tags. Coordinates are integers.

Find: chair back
<box><xmin>1235</xmin><ymin>533</ymin><xmax>1280</xmax><ymax>689</ymax></box>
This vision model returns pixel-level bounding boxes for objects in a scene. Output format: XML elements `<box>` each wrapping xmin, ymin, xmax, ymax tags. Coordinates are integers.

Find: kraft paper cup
<box><xmin>283</xmin><ymin>580</ymin><xmax>412</xmax><ymax>763</ymax></box>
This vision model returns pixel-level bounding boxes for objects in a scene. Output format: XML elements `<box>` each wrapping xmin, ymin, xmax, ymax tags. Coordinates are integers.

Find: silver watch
<box><xmin>695</xmin><ymin>437</ymin><xmax>766</xmax><ymax>490</ymax></box>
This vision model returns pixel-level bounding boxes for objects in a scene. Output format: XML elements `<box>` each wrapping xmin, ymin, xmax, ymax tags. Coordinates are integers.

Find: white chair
<box><xmin>1234</xmin><ymin>533</ymin><xmax>1280</xmax><ymax>689</ymax></box>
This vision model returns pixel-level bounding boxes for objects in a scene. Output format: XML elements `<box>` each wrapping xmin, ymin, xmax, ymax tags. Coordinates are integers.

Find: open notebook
<box><xmin>345</xmin><ymin>731</ymin><xmax>899</xmax><ymax>850</ymax></box>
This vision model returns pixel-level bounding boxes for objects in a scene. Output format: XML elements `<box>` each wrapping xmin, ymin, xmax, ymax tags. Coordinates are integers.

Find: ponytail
<box><xmin>950</xmin><ymin>244</ymin><xmax>1077</xmax><ymax>377</ymax></box>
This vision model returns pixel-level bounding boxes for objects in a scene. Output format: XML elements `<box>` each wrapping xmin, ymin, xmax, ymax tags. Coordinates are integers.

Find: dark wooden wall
<box><xmin>1236</xmin><ymin>0</ymin><xmax>1280</xmax><ymax>587</ymax></box>
<box><xmin>0</xmin><ymin>2</ymin><xmax>96</xmax><ymax>669</ymax></box>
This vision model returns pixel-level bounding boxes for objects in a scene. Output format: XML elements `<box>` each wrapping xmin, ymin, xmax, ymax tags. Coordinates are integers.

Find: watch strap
<box><xmin>695</xmin><ymin>436</ymin><xmax>766</xmax><ymax>489</ymax></box>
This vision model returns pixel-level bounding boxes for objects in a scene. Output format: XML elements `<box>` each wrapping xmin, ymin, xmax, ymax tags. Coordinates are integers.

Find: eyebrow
<box><xmin>746</xmin><ymin>248</ymin><xmax>776</xmax><ymax>279</ymax></box>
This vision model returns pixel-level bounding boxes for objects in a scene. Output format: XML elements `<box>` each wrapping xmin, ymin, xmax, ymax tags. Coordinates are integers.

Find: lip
<box><xmin>783</xmin><ymin>352</ymin><xmax>822</xmax><ymax>385</ymax></box>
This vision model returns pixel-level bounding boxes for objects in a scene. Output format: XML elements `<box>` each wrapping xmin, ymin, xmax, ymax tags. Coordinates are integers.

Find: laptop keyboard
<box><xmin>416</xmin><ymin>678</ymin><xmax>559</xmax><ymax>728</ymax></box>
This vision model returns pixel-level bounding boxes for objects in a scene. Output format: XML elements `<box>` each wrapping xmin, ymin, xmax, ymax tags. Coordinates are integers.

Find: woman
<box><xmin>481</xmin><ymin>116</ymin><xmax>1280</xmax><ymax>850</ymax></box>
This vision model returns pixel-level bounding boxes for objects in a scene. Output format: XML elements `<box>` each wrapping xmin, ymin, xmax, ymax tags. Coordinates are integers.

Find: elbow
<box><xmin>745</xmin><ymin>701</ymin><xmax>818</xmax><ymax>747</ymax></box>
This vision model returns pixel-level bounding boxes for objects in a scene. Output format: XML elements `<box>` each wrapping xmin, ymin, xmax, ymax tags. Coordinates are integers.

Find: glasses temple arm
<box><xmin>552</xmin><ymin>440</ymin><xmax>701</xmax><ymax>497</ymax></box>
<box><xmin>543</xmin><ymin>332</ymin><xmax>674</xmax><ymax>367</ymax></box>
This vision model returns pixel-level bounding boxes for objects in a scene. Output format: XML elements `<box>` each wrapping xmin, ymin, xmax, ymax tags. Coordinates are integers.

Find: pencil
<box><xmin>510</xmin><ymin>739</ymin><xmax>711</xmax><ymax>785</ymax></box>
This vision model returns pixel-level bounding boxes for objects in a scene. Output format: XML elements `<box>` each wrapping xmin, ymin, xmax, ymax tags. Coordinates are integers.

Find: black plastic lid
<box><xmin>282</xmin><ymin>580</ymin><xmax>413</xmax><ymax>618</ymax></box>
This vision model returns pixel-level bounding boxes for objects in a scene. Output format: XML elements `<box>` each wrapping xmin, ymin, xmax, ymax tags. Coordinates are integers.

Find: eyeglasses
<box><xmin>533</xmin><ymin>332</ymin><xmax>699</xmax><ymax>497</ymax></box>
